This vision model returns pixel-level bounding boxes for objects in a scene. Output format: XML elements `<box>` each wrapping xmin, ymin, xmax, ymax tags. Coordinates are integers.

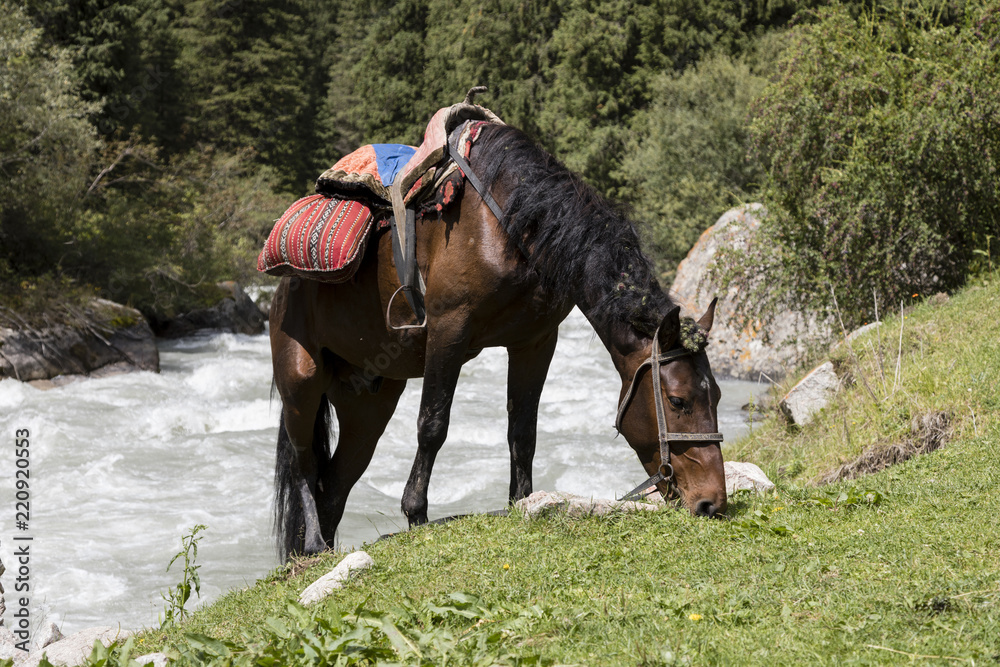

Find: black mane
<box><xmin>472</xmin><ymin>123</ymin><xmax>673</xmax><ymax>337</ymax></box>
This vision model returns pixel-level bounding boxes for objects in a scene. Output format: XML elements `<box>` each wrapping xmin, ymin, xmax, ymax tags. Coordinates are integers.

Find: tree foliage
<box><xmin>622</xmin><ymin>44</ymin><xmax>776</xmax><ymax>278</ymax></box>
<box><xmin>6</xmin><ymin>0</ymin><xmax>991</xmax><ymax>328</ymax></box>
<box><xmin>0</xmin><ymin>3</ymin><xmax>98</xmax><ymax>278</ymax></box>
<box><xmin>713</xmin><ymin>1</ymin><xmax>1000</xmax><ymax>328</ymax></box>
<box><xmin>177</xmin><ymin>0</ymin><xmax>316</xmax><ymax>190</ymax></box>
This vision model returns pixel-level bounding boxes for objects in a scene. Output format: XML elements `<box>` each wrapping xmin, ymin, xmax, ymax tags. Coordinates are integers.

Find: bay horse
<box><xmin>269</xmin><ymin>123</ymin><xmax>727</xmax><ymax>559</ymax></box>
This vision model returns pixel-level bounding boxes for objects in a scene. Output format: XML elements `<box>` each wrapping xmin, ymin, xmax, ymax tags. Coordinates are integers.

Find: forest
<box><xmin>1</xmin><ymin>0</ymin><xmax>997</xmax><ymax>328</ymax></box>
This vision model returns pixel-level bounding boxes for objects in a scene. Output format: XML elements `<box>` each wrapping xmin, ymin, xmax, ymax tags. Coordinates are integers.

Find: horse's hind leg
<box><xmin>506</xmin><ymin>329</ymin><xmax>559</xmax><ymax>501</ymax></box>
<box><xmin>272</xmin><ymin>331</ymin><xmax>333</xmax><ymax>557</ymax></box>
<box><xmin>317</xmin><ymin>376</ymin><xmax>407</xmax><ymax>539</ymax></box>
<box><xmin>274</xmin><ymin>399</ymin><xmax>328</xmax><ymax>557</ymax></box>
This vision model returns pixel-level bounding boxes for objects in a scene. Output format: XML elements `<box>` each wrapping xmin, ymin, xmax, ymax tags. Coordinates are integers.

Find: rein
<box><xmin>616</xmin><ymin>328</ymin><xmax>724</xmax><ymax>502</ymax></box>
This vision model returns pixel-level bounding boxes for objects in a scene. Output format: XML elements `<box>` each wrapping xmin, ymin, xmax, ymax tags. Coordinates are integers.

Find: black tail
<box><xmin>273</xmin><ymin>394</ymin><xmax>334</xmax><ymax>562</ymax></box>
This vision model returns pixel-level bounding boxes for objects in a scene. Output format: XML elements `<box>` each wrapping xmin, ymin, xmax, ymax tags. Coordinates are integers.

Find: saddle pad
<box><xmin>257</xmin><ymin>195</ymin><xmax>377</xmax><ymax>283</ymax></box>
<box><xmin>316</xmin><ymin>144</ymin><xmax>417</xmax><ymax>205</ymax></box>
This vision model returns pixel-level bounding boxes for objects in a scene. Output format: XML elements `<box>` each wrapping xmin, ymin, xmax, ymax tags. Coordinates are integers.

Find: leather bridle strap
<box><xmin>615</xmin><ymin>326</ymin><xmax>724</xmax><ymax>502</ymax></box>
<box><xmin>614</xmin><ymin>345</ymin><xmax>690</xmax><ymax>434</ymax></box>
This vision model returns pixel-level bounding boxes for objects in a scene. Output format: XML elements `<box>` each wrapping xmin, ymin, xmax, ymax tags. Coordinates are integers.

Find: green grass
<box><xmin>16</xmin><ymin>276</ymin><xmax>1000</xmax><ymax>666</ymax></box>
<box><xmin>734</xmin><ymin>277</ymin><xmax>1000</xmax><ymax>487</ymax></box>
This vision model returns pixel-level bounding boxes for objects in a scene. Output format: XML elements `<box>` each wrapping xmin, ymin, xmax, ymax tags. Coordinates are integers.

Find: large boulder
<box><xmin>670</xmin><ymin>205</ymin><xmax>831</xmax><ymax>381</ymax></box>
<box><xmin>149</xmin><ymin>281</ymin><xmax>266</xmax><ymax>338</ymax></box>
<box><xmin>0</xmin><ymin>299</ymin><xmax>159</xmax><ymax>383</ymax></box>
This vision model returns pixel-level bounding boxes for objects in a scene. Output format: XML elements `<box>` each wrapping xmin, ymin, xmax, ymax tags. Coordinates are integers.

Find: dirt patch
<box><xmin>819</xmin><ymin>411</ymin><xmax>951</xmax><ymax>484</ymax></box>
<box><xmin>284</xmin><ymin>554</ymin><xmax>328</xmax><ymax>580</ymax></box>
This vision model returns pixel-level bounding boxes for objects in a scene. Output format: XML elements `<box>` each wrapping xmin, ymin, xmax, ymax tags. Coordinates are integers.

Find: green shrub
<box><xmin>622</xmin><ymin>45</ymin><xmax>776</xmax><ymax>279</ymax></box>
<box><xmin>713</xmin><ymin>1</ymin><xmax>1000</xmax><ymax>329</ymax></box>
<box><xmin>0</xmin><ymin>3</ymin><xmax>98</xmax><ymax>278</ymax></box>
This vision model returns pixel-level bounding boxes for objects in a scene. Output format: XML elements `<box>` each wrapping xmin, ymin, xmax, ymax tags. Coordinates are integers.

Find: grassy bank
<box><xmin>36</xmin><ymin>276</ymin><xmax>1000</xmax><ymax>665</ymax></box>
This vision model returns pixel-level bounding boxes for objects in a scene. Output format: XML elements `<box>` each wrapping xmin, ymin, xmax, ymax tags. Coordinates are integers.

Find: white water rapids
<box><xmin>0</xmin><ymin>308</ymin><xmax>764</xmax><ymax>636</ymax></box>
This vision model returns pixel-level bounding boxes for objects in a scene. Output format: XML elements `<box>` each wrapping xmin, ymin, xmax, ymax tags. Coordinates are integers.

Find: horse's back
<box><xmin>270</xmin><ymin>192</ymin><xmax>571</xmax><ymax>385</ymax></box>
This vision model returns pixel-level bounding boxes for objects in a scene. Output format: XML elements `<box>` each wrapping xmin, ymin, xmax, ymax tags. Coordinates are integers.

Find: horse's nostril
<box><xmin>695</xmin><ymin>499</ymin><xmax>718</xmax><ymax>518</ymax></box>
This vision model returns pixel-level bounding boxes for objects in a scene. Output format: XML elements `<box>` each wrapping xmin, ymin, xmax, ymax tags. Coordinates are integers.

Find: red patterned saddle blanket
<box><xmin>257</xmin><ymin>195</ymin><xmax>384</xmax><ymax>283</ymax></box>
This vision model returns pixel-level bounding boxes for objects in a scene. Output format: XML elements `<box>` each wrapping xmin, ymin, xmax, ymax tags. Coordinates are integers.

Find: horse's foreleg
<box><xmin>401</xmin><ymin>327</ymin><xmax>469</xmax><ymax>526</ymax></box>
<box><xmin>318</xmin><ymin>376</ymin><xmax>407</xmax><ymax>538</ymax></box>
<box><xmin>506</xmin><ymin>329</ymin><xmax>559</xmax><ymax>501</ymax></box>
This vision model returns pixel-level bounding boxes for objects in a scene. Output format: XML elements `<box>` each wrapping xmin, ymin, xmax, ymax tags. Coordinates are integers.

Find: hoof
<box><xmin>405</xmin><ymin>511</ymin><xmax>428</xmax><ymax>527</ymax></box>
<box><xmin>303</xmin><ymin>534</ymin><xmax>328</xmax><ymax>555</ymax></box>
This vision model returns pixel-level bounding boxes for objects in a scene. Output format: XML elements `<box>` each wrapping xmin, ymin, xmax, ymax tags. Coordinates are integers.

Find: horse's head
<box><xmin>616</xmin><ymin>299</ymin><xmax>727</xmax><ymax>517</ymax></box>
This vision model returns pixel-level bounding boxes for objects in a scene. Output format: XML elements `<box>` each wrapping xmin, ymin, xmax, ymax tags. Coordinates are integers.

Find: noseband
<box><xmin>616</xmin><ymin>327</ymin><xmax>724</xmax><ymax>502</ymax></box>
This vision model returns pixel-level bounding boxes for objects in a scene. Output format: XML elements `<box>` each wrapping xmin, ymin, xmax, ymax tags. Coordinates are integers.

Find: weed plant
<box><xmin>160</xmin><ymin>525</ymin><xmax>207</xmax><ymax>627</ymax></box>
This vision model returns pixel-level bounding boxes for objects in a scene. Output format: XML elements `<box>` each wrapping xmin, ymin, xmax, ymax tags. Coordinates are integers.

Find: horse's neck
<box><xmin>577</xmin><ymin>306</ymin><xmax>650</xmax><ymax>380</ymax></box>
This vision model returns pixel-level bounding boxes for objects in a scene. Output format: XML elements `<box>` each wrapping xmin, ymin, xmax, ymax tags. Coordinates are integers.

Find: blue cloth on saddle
<box><xmin>372</xmin><ymin>144</ymin><xmax>417</xmax><ymax>187</ymax></box>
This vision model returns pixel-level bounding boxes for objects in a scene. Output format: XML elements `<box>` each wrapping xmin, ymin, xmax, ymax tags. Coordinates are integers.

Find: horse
<box><xmin>269</xmin><ymin>122</ymin><xmax>727</xmax><ymax>559</ymax></box>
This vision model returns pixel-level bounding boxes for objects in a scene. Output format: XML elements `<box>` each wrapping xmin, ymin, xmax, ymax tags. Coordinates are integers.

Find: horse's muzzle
<box><xmin>694</xmin><ymin>498</ymin><xmax>725</xmax><ymax>518</ymax></box>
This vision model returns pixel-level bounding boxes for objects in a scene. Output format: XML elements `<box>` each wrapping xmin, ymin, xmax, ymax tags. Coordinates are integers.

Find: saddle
<box><xmin>259</xmin><ymin>88</ymin><xmax>504</xmax><ymax>327</ymax></box>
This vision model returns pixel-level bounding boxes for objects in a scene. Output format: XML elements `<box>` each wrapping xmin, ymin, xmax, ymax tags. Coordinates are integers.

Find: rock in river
<box><xmin>0</xmin><ymin>299</ymin><xmax>158</xmax><ymax>383</ymax></box>
<box><xmin>148</xmin><ymin>281</ymin><xmax>265</xmax><ymax>338</ymax></box>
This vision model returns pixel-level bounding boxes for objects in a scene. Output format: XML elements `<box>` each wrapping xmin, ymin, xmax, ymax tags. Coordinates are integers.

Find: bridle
<box><xmin>616</xmin><ymin>325</ymin><xmax>724</xmax><ymax>502</ymax></box>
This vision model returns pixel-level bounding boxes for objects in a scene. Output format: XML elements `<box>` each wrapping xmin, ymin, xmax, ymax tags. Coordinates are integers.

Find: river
<box><xmin>0</xmin><ymin>308</ymin><xmax>765</xmax><ymax>636</ymax></box>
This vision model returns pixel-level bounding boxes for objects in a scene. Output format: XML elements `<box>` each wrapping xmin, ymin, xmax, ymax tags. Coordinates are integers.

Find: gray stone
<box><xmin>0</xmin><ymin>627</ymin><xmax>25</xmax><ymax>664</ymax></box>
<box><xmin>35</xmin><ymin>623</ymin><xmax>63</xmax><ymax>650</ymax></box>
<box><xmin>21</xmin><ymin>626</ymin><xmax>129</xmax><ymax>667</ymax></box>
<box><xmin>0</xmin><ymin>300</ymin><xmax>159</xmax><ymax>382</ymax></box>
<box><xmin>135</xmin><ymin>652</ymin><xmax>169</xmax><ymax>667</ymax></box>
<box><xmin>670</xmin><ymin>205</ymin><xmax>832</xmax><ymax>381</ymax></box>
<box><xmin>779</xmin><ymin>361</ymin><xmax>840</xmax><ymax>425</ymax></box>
<box><xmin>150</xmin><ymin>281</ymin><xmax>265</xmax><ymax>338</ymax></box>
<box><xmin>514</xmin><ymin>491</ymin><xmax>660</xmax><ymax>520</ymax></box>
<box><xmin>724</xmin><ymin>461</ymin><xmax>775</xmax><ymax>495</ymax></box>
<box><xmin>299</xmin><ymin>551</ymin><xmax>375</xmax><ymax>604</ymax></box>
<box><xmin>846</xmin><ymin>321</ymin><xmax>882</xmax><ymax>343</ymax></box>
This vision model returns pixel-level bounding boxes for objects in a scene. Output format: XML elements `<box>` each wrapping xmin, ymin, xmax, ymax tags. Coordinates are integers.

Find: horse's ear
<box><xmin>697</xmin><ymin>297</ymin><xmax>719</xmax><ymax>335</ymax></box>
<box><xmin>656</xmin><ymin>306</ymin><xmax>681</xmax><ymax>349</ymax></box>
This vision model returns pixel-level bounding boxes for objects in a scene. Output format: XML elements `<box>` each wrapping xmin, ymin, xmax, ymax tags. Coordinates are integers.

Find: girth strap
<box><xmin>386</xmin><ymin>121</ymin><xmax>519</xmax><ymax>330</ymax></box>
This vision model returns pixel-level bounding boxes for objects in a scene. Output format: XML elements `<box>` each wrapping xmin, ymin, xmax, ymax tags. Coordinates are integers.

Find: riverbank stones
<box><xmin>514</xmin><ymin>491</ymin><xmax>660</xmax><ymax>519</ymax></box>
<box><xmin>725</xmin><ymin>461</ymin><xmax>775</xmax><ymax>494</ymax></box>
<box><xmin>17</xmin><ymin>626</ymin><xmax>129</xmax><ymax>667</ymax></box>
<box><xmin>779</xmin><ymin>361</ymin><xmax>840</xmax><ymax>425</ymax></box>
<box><xmin>299</xmin><ymin>551</ymin><xmax>375</xmax><ymax>604</ymax></box>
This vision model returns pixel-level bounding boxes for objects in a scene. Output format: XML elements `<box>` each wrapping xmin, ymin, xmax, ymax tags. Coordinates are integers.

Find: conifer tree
<box><xmin>23</xmin><ymin>0</ymin><xmax>184</xmax><ymax>146</ymax></box>
<box><xmin>177</xmin><ymin>0</ymin><xmax>314</xmax><ymax>190</ymax></box>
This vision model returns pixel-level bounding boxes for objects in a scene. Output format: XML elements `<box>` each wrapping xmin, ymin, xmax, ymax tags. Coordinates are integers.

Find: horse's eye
<box><xmin>668</xmin><ymin>396</ymin><xmax>685</xmax><ymax>409</ymax></box>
